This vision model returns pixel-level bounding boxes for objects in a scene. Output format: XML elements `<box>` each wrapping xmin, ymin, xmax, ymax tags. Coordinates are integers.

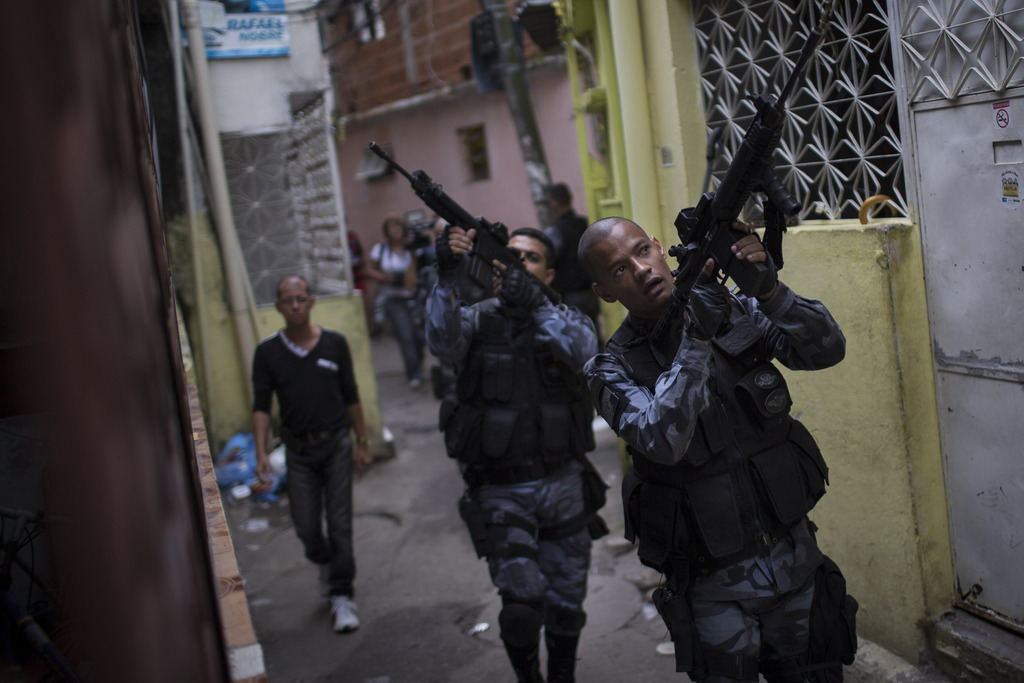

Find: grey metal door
<box><xmin>895</xmin><ymin>1</ymin><xmax>1024</xmax><ymax>632</ymax></box>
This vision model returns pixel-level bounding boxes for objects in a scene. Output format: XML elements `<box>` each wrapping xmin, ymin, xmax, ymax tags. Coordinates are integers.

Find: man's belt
<box><xmin>297</xmin><ymin>429</ymin><xmax>338</xmax><ymax>445</ymax></box>
<box><xmin>282</xmin><ymin>426</ymin><xmax>342</xmax><ymax>452</ymax></box>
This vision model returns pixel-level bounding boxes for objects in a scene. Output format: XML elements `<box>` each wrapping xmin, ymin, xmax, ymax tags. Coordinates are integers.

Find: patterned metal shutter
<box><xmin>692</xmin><ymin>0</ymin><xmax>907</xmax><ymax>220</ymax></box>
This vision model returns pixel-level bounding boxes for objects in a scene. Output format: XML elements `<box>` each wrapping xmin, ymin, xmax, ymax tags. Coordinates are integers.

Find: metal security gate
<box><xmin>223</xmin><ymin>92</ymin><xmax>352</xmax><ymax>305</ymax></box>
<box><xmin>893</xmin><ymin>1</ymin><xmax>1024</xmax><ymax>632</ymax></box>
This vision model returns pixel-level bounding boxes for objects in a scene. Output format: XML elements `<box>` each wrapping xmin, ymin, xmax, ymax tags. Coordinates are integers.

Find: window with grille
<box><xmin>458</xmin><ymin>124</ymin><xmax>491</xmax><ymax>182</ymax></box>
<box><xmin>352</xmin><ymin>0</ymin><xmax>385</xmax><ymax>43</ymax></box>
<box><xmin>692</xmin><ymin>0</ymin><xmax>907</xmax><ymax>221</ymax></box>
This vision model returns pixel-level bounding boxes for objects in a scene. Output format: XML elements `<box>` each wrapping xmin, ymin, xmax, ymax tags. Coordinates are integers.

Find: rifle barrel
<box><xmin>368</xmin><ymin>142</ymin><xmax>415</xmax><ymax>183</ymax></box>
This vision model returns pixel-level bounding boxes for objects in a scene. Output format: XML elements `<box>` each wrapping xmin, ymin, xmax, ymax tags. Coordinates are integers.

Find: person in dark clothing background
<box><xmin>252</xmin><ymin>275</ymin><xmax>374</xmax><ymax>634</ymax></box>
<box><xmin>578</xmin><ymin>217</ymin><xmax>857</xmax><ymax>682</ymax></box>
<box><xmin>544</xmin><ymin>183</ymin><xmax>601</xmax><ymax>338</ymax></box>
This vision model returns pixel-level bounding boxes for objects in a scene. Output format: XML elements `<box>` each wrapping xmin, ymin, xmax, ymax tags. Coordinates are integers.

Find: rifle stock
<box><xmin>368</xmin><ymin>143</ymin><xmax>559</xmax><ymax>304</ymax></box>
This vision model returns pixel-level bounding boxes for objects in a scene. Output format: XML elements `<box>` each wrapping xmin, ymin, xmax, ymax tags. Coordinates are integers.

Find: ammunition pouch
<box><xmin>622</xmin><ymin>473</ymin><xmax>687</xmax><ymax>571</ymax></box>
<box><xmin>748</xmin><ymin>421</ymin><xmax>829</xmax><ymax>529</ymax></box>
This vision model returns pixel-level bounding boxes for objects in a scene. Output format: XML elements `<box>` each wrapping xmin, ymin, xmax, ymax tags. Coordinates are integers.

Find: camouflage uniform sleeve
<box><xmin>425</xmin><ymin>271</ymin><xmax>476</xmax><ymax>363</ymax></box>
<box><xmin>584</xmin><ymin>338</ymin><xmax>713</xmax><ymax>466</ymax></box>
<box><xmin>744</xmin><ymin>281</ymin><xmax>846</xmax><ymax>371</ymax></box>
<box><xmin>532</xmin><ymin>301</ymin><xmax>599</xmax><ymax>370</ymax></box>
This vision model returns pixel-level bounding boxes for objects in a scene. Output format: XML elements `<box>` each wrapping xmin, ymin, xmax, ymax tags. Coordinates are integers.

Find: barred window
<box><xmin>692</xmin><ymin>0</ymin><xmax>907</xmax><ymax>221</ymax></box>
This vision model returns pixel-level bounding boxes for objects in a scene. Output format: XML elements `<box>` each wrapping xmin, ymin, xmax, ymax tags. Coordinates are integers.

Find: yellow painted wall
<box><xmin>172</xmin><ymin>214</ymin><xmax>384</xmax><ymax>456</ymax></box>
<box><xmin>775</xmin><ymin>222</ymin><xmax>951</xmax><ymax>660</ymax></box>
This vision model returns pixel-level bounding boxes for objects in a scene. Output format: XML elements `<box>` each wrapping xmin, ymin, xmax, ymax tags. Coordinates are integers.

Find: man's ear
<box><xmin>651</xmin><ymin>236</ymin><xmax>667</xmax><ymax>260</ymax></box>
<box><xmin>543</xmin><ymin>268</ymin><xmax>555</xmax><ymax>286</ymax></box>
<box><xmin>593</xmin><ymin>281</ymin><xmax>617</xmax><ymax>304</ymax></box>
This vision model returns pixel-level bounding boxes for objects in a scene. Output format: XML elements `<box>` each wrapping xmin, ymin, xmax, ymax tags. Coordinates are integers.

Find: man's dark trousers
<box><xmin>284</xmin><ymin>429</ymin><xmax>355</xmax><ymax>597</ymax></box>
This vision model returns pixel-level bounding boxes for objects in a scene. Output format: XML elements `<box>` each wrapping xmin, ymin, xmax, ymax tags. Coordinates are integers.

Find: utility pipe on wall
<box><xmin>607</xmin><ymin>0</ymin><xmax>661</xmax><ymax>233</ymax></box>
<box><xmin>181</xmin><ymin>0</ymin><xmax>257</xmax><ymax>395</ymax></box>
<box><xmin>168</xmin><ymin>0</ymin><xmax>216</xmax><ymax>427</ymax></box>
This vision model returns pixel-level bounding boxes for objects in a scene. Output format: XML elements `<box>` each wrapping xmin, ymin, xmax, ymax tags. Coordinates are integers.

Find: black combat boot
<box><xmin>545</xmin><ymin>631</ymin><xmax>580</xmax><ymax>683</ymax></box>
<box><xmin>503</xmin><ymin>641</ymin><xmax>544</xmax><ymax>682</ymax></box>
<box><xmin>500</xmin><ymin>601</ymin><xmax>546</xmax><ymax>683</ymax></box>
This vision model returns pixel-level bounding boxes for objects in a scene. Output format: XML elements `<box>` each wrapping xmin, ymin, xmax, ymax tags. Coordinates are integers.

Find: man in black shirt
<box><xmin>252</xmin><ymin>275</ymin><xmax>373</xmax><ymax>633</ymax></box>
<box><xmin>545</xmin><ymin>183</ymin><xmax>600</xmax><ymax>336</ymax></box>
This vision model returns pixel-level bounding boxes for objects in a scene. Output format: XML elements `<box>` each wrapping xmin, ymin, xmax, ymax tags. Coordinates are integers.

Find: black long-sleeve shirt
<box><xmin>252</xmin><ymin>329</ymin><xmax>360</xmax><ymax>437</ymax></box>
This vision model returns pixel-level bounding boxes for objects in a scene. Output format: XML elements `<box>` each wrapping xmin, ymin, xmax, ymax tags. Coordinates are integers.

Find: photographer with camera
<box><xmin>366</xmin><ymin>213</ymin><xmax>424</xmax><ymax>388</ymax></box>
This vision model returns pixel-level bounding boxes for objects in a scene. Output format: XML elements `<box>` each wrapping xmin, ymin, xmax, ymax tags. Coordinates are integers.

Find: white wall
<box><xmin>208</xmin><ymin>3</ymin><xmax>328</xmax><ymax>133</ymax></box>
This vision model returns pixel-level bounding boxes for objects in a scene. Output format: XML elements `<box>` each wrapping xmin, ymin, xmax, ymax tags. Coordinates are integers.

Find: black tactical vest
<box><xmin>439</xmin><ymin>300</ymin><xmax>595</xmax><ymax>485</ymax></box>
<box><xmin>609</xmin><ymin>306</ymin><xmax>829</xmax><ymax>572</ymax></box>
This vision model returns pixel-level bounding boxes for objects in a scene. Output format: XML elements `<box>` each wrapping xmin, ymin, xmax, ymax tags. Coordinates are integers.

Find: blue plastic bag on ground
<box><xmin>215</xmin><ymin>432</ymin><xmax>285</xmax><ymax>502</ymax></box>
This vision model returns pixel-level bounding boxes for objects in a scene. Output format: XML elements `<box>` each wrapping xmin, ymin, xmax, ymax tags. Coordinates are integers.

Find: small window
<box><xmin>355</xmin><ymin>143</ymin><xmax>391</xmax><ymax>180</ymax></box>
<box><xmin>352</xmin><ymin>0</ymin><xmax>385</xmax><ymax>44</ymax></box>
<box><xmin>458</xmin><ymin>125</ymin><xmax>490</xmax><ymax>182</ymax></box>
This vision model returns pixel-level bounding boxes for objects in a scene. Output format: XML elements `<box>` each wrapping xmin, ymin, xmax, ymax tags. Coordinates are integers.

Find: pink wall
<box><xmin>337</xmin><ymin>64</ymin><xmax>586</xmax><ymax>250</ymax></box>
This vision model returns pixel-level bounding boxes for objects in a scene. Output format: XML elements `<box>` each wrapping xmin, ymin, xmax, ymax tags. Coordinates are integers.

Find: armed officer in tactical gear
<box><xmin>426</xmin><ymin>224</ymin><xmax>606</xmax><ymax>683</ymax></box>
<box><xmin>579</xmin><ymin>217</ymin><xmax>857</xmax><ymax>682</ymax></box>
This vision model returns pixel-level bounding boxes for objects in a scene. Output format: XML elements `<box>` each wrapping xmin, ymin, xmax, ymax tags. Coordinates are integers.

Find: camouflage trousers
<box><xmin>689</xmin><ymin>569</ymin><xmax>816</xmax><ymax>683</ymax></box>
<box><xmin>474</xmin><ymin>460</ymin><xmax>592</xmax><ymax>616</ymax></box>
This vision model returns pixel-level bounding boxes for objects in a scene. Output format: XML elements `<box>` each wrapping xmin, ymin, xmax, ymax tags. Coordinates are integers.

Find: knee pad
<box><xmin>499</xmin><ymin>600</ymin><xmax>544</xmax><ymax>648</ymax></box>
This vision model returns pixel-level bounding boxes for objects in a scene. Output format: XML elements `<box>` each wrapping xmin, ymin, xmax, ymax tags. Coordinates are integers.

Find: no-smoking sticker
<box><xmin>993</xmin><ymin>100</ymin><xmax>1011</xmax><ymax>128</ymax></box>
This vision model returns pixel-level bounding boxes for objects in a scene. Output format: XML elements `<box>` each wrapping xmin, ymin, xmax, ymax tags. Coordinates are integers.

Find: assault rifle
<box><xmin>653</xmin><ymin>1</ymin><xmax>835</xmax><ymax>339</ymax></box>
<box><xmin>368</xmin><ymin>142</ymin><xmax>559</xmax><ymax>304</ymax></box>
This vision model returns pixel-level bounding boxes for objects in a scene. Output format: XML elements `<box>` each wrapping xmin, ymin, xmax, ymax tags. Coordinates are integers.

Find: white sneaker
<box><xmin>318</xmin><ymin>564</ymin><xmax>330</xmax><ymax>597</ymax></box>
<box><xmin>330</xmin><ymin>595</ymin><xmax>360</xmax><ymax>633</ymax></box>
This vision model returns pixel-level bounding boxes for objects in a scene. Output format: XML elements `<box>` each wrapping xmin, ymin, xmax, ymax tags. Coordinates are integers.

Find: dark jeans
<box><xmin>384</xmin><ymin>295</ymin><xmax>424</xmax><ymax>382</ymax></box>
<box><xmin>285</xmin><ymin>429</ymin><xmax>355</xmax><ymax>597</ymax></box>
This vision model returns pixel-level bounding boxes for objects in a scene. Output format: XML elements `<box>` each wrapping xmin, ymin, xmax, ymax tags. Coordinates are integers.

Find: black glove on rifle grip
<box><xmin>500</xmin><ymin>267</ymin><xmax>546</xmax><ymax>310</ymax></box>
<box><xmin>434</xmin><ymin>227</ymin><xmax>462</xmax><ymax>272</ymax></box>
<box><xmin>684</xmin><ymin>275</ymin><xmax>731</xmax><ymax>341</ymax></box>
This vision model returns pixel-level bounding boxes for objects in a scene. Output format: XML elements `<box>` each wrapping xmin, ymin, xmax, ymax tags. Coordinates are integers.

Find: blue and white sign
<box><xmin>200</xmin><ymin>0</ymin><xmax>290</xmax><ymax>59</ymax></box>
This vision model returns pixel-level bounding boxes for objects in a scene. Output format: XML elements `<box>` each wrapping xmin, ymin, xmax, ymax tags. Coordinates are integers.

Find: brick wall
<box><xmin>325</xmin><ymin>0</ymin><xmax>539</xmax><ymax>115</ymax></box>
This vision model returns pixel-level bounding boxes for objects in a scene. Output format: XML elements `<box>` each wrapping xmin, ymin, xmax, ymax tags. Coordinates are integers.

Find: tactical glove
<box><xmin>500</xmin><ymin>267</ymin><xmax>547</xmax><ymax>310</ymax></box>
<box><xmin>434</xmin><ymin>227</ymin><xmax>462</xmax><ymax>272</ymax></box>
<box><xmin>683</xmin><ymin>275</ymin><xmax>731</xmax><ymax>341</ymax></box>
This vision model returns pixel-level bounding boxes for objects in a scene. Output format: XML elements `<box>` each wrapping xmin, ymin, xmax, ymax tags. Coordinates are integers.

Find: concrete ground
<box><xmin>222</xmin><ymin>332</ymin><xmax>952</xmax><ymax>683</ymax></box>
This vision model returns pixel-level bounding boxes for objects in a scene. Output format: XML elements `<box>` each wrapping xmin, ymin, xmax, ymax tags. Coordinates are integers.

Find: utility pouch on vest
<box><xmin>482</xmin><ymin>407</ymin><xmax>519</xmax><ymax>459</ymax></box>
<box><xmin>481</xmin><ymin>351</ymin><xmax>514</xmax><ymax>401</ymax></box>
<box><xmin>750</xmin><ymin>421</ymin><xmax>829</xmax><ymax>526</ymax></box>
<box><xmin>682</xmin><ymin>473</ymin><xmax>744</xmax><ymax>558</ymax></box>
<box><xmin>652</xmin><ymin>583</ymin><xmax>704</xmax><ymax>676</ymax></box>
<box><xmin>750</xmin><ymin>444</ymin><xmax>812</xmax><ymax>527</ymax></box>
<box><xmin>440</xmin><ymin>398</ymin><xmax>482</xmax><ymax>463</ymax></box>
<box><xmin>458</xmin><ymin>492</ymin><xmax>490</xmax><ymax>558</ymax></box>
<box><xmin>736</xmin><ymin>362</ymin><xmax>792</xmax><ymax>421</ymax></box>
<box><xmin>541</xmin><ymin>403</ymin><xmax>571</xmax><ymax>454</ymax></box>
<box><xmin>805</xmin><ymin>554</ymin><xmax>859</xmax><ymax>682</ymax></box>
<box><xmin>635</xmin><ymin>480</ymin><xmax>685</xmax><ymax>569</ymax></box>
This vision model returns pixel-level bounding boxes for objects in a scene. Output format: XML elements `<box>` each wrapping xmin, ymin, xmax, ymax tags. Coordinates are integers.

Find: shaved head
<box><xmin>578</xmin><ymin>217</ymin><xmax>639</xmax><ymax>281</ymax></box>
